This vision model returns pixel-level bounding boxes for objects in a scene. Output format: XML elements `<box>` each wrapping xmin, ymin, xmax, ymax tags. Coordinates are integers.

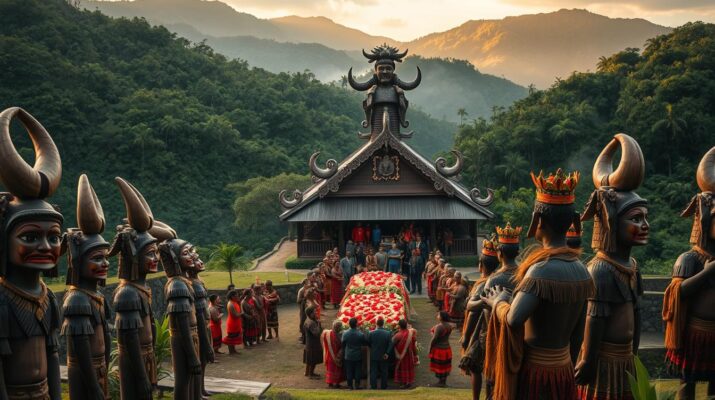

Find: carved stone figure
<box><xmin>149</xmin><ymin>222</ymin><xmax>202</xmax><ymax>400</ymax></box>
<box><xmin>0</xmin><ymin>107</ymin><xmax>63</xmax><ymax>400</ymax></box>
<box><xmin>663</xmin><ymin>146</ymin><xmax>715</xmax><ymax>399</ymax></box>
<box><xmin>186</xmin><ymin>247</ymin><xmax>214</xmax><ymax>398</ymax></box>
<box><xmin>348</xmin><ymin>44</ymin><xmax>421</xmax><ymax>138</ymax></box>
<box><xmin>576</xmin><ymin>134</ymin><xmax>649</xmax><ymax>399</ymax></box>
<box><xmin>62</xmin><ymin>175</ymin><xmax>112</xmax><ymax>400</ymax></box>
<box><xmin>484</xmin><ymin>168</ymin><xmax>592</xmax><ymax>399</ymax></box>
<box><xmin>110</xmin><ymin>177</ymin><xmax>160</xmax><ymax>400</ymax></box>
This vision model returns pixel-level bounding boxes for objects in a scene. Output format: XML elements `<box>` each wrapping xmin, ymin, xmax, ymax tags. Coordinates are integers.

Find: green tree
<box><xmin>495</xmin><ymin>152</ymin><xmax>529</xmax><ymax>194</ymax></box>
<box><xmin>457</xmin><ymin>108</ymin><xmax>468</xmax><ymax>126</ymax></box>
<box><xmin>651</xmin><ymin>103</ymin><xmax>687</xmax><ymax>176</ymax></box>
<box><xmin>209</xmin><ymin>243</ymin><xmax>246</xmax><ymax>289</ymax></box>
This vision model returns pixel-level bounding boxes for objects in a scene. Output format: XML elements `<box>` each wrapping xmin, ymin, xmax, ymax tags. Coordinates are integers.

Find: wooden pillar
<box><xmin>338</xmin><ymin>222</ymin><xmax>345</xmax><ymax>257</ymax></box>
<box><xmin>430</xmin><ymin>220</ymin><xmax>436</xmax><ymax>253</ymax></box>
<box><xmin>297</xmin><ymin>222</ymin><xmax>303</xmax><ymax>258</ymax></box>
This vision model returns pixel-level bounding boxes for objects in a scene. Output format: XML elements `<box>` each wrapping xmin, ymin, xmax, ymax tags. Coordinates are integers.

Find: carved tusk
<box><xmin>279</xmin><ymin>189</ymin><xmax>303</xmax><ymax>209</ymax></box>
<box><xmin>470</xmin><ymin>187</ymin><xmax>495</xmax><ymax>206</ymax></box>
<box><xmin>435</xmin><ymin>150</ymin><xmax>463</xmax><ymax>178</ymax></box>
<box><xmin>309</xmin><ymin>151</ymin><xmax>338</xmax><ymax>180</ymax></box>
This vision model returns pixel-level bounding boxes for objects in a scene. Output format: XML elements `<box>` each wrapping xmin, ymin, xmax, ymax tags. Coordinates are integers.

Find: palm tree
<box><xmin>132</xmin><ymin>123</ymin><xmax>153</xmax><ymax>170</ymax></box>
<box><xmin>210</xmin><ymin>243</ymin><xmax>243</xmax><ymax>289</ymax></box>
<box><xmin>457</xmin><ymin>108</ymin><xmax>468</xmax><ymax>127</ymax></box>
<box><xmin>496</xmin><ymin>152</ymin><xmax>529</xmax><ymax>194</ymax></box>
<box><xmin>651</xmin><ymin>103</ymin><xmax>687</xmax><ymax>176</ymax></box>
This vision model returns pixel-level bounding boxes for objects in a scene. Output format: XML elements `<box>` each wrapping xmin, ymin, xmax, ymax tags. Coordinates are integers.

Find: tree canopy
<box><xmin>455</xmin><ymin>22</ymin><xmax>715</xmax><ymax>273</ymax></box>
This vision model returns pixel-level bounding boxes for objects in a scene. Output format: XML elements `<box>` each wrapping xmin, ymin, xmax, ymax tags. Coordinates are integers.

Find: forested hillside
<box><xmin>456</xmin><ymin>22</ymin><xmax>715</xmax><ymax>273</ymax></box>
<box><xmin>0</xmin><ymin>0</ymin><xmax>454</xmax><ymax>254</ymax></box>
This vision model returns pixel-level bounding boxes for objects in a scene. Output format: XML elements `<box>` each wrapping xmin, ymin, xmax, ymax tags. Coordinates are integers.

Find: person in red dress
<box><xmin>209</xmin><ymin>294</ymin><xmax>224</xmax><ymax>354</ymax></box>
<box><xmin>393</xmin><ymin>319</ymin><xmax>418</xmax><ymax>389</ymax></box>
<box><xmin>241</xmin><ymin>288</ymin><xmax>260</xmax><ymax>346</ymax></box>
<box><xmin>330</xmin><ymin>261</ymin><xmax>345</xmax><ymax>308</ymax></box>
<box><xmin>222</xmin><ymin>290</ymin><xmax>244</xmax><ymax>354</ymax></box>
<box><xmin>322</xmin><ymin>320</ymin><xmax>345</xmax><ymax>388</ymax></box>
<box><xmin>429</xmin><ymin>311</ymin><xmax>454</xmax><ymax>387</ymax></box>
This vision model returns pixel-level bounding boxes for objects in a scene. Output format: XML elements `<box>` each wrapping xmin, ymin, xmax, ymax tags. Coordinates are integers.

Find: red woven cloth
<box><xmin>222</xmin><ymin>300</ymin><xmax>243</xmax><ymax>346</ymax></box>
<box><xmin>322</xmin><ymin>330</ymin><xmax>344</xmax><ymax>384</ymax></box>
<box><xmin>518</xmin><ymin>358</ymin><xmax>576</xmax><ymax>400</ymax></box>
<box><xmin>330</xmin><ymin>277</ymin><xmax>344</xmax><ymax>305</ymax></box>
<box><xmin>429</xmin><ymin>347</ymin><xmax>452</xmax><ymax>375</ymax></box>
<box><xmin>393</xmin><ymin>329</ymin><xmax>417</xmax><ymax>384</ymax></box>
<box><xmin>666</xmin><ymin>318</ymin><xmax>715</xmax><ymax>380</ymax></box>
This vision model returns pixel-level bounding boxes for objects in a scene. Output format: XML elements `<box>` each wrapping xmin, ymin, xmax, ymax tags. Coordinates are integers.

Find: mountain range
<box><xmin>85</xmin><ymin>0</ymin><xmax>672</xmax><ymax>87</ymax></box>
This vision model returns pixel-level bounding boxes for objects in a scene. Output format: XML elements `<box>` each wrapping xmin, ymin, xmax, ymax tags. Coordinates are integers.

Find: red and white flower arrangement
<box><xmin>337</xmin><ymin>272</ymin><xmax>410</xmax><ymax>330</ymax></box>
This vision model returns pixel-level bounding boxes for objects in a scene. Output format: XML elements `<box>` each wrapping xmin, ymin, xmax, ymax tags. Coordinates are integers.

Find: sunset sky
<box><xmin>222</xmin><ymin>0</ymin><xmax>715</xmax><ymax>40</ymax></box>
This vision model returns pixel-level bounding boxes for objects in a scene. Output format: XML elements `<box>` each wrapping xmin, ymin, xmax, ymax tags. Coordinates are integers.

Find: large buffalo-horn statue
<box><xmin>0</xmin><ymin>107</ymin><xmax>64</xmax><ymax>400</ymax></box>
<box><xmin>348</xmin><ymin>43</ymin><xmax>421</xmax><ymax>139</ymax></box>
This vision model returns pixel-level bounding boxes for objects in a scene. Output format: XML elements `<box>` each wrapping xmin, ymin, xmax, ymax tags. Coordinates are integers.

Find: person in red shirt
<box><xmin>352</xmin><ymin>222</ymin><xmax>366</xmax><ymax>245</ymax></box>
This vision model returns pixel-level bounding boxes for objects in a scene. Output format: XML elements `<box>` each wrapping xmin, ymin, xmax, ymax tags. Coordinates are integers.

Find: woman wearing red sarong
<box><xmin>222</xmin><ymin>290</ymin><xmax>243</xmax><ymax>354</ymax></box>
<box><xmin>393</xmin><ymin>319</ymin><xmax>418</xmax><ymax>389</ymax></box>
<box><xmin>209</xmin><ymin>294</ymin><xmax>224</xmax><ymax>353</ymax></box>
<box><xmin>330</xmin><ymin>262</ymin><xmax>344</xmax><ymax>308</ymax></box>
<box><xmin>241</xmin><ymin>288</ymin><xmax>260</xmax><ymax>346</ymax></box>
<box><xmin>429</xmin><ymin>311</ymin><xmax>453</xmax><ymax>387</ymax></box>
<box><xmin>305</xmin><ymin>288</ymin><xmax>322</xmax><ymax>320</ymax></box>
<box><xmin>321</xmin><ymin>321</ymin><xmax>345</xmax><ymax>388</ymax></box>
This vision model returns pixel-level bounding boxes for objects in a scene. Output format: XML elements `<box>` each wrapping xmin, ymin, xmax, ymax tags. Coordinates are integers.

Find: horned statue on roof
<box><xmin>348</xmin><ymin>43</ymin><xmax>421</xmax><ymax>139</ymax></box>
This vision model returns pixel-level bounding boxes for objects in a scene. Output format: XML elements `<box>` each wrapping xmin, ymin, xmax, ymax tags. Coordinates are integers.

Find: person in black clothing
<box><xmin>341</xmin><ymin>317</ymin><xmax>368</xmax><ymax>390</ymax></box>
<box><xmin>367</xmin><ymin>317</ymin><xmax>394</xmax><ymax>389</ymax></box>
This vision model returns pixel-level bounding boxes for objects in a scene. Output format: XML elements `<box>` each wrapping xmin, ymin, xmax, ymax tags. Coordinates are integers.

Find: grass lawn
<box><xmin>47</xmin><ymin>271</ymin><xmax>305</xmax><ymax>292</ymax></box>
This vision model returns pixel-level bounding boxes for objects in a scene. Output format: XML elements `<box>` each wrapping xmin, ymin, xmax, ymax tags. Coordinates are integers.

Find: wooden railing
<box><xmin>298</xmin><ymin>240</ymin><xmax>336</xmax><ymax>258</ymax></box>
<box><xmin>452</xmin><ymin>238</ymin><xmax>477</xmax><ymax>255</ymax></box>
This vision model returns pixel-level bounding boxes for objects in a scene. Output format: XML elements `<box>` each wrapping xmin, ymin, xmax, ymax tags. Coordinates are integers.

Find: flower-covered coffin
<box><xmin>337</xmin><ymin>271</ymin><xmax>409</xmax><ymax>330</ymax></box>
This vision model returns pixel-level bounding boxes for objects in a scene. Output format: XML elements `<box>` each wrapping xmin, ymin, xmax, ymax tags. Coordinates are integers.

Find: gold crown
<box><xmin>566</xmin><ymin>224</ymin><xmax>581</xmax><ymax>238</ymax></box>
<box><xmin>496</xmin><ymin>222</ymin><xmax>522</xmax><ymax>244</ymax></box>
<box><xmin>530</xmin><ymin>169</ymin><xmax>580</xmax><ymax>205</ymax></box>
<box><xmin>482</xmin><ymin>237</ymin><xmax>498</xmax><ymax>257</ymax></box>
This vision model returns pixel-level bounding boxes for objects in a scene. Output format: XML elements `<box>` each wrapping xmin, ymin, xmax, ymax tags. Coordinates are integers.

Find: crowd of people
<box><xmin>207</xmin><ymin>281</ymin><xmax>281</xmax><ymax>355</ymax></box>
<box><xmin>290</xmin><ymin>222</ymin><xmax>477</xmax><ymax>390</ymax></box>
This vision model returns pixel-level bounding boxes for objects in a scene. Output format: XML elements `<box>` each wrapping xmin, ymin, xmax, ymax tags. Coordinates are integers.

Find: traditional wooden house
<box><xmin>279</xmin><ymin>44</ymin><xmax>494</xmax><ymax>259</ymax></box>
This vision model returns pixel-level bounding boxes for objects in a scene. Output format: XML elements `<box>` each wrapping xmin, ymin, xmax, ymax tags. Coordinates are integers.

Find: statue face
<box><xmin>617</xmin><ymin>205</ymin><xmax>649</xmax><ymax>247</ymax></box>
<box><xmin>81</xmin><ymin>247</ymin><xmax>109</xmax><ymax>281</ymax></box>
<box><xmin>179</xmin><ymin>244</ymin><xmax>195</xmax><ymax>271</ymax></box>
<box><xmin>140</xmin><ymin>243</ymin><xmax>159</xmax><ymax>274</ymax></box>
<box><xmin>8</xmin><ymin>221</ymin><xmax>62</xmax><ymax>271</ymax></box>
<box><xmin>191</xmin><ymin>247</ymin><xmax>205</xmax><ymax>272</ymax></box>
<box><xmin>376</xmin><ymin>64</ymin><xmax>394</xmax><ymax>84</ymax></box>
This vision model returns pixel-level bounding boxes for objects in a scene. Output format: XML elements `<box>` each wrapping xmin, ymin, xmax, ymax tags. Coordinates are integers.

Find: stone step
<box><xmin>60</xmin><ymin>365</ymin><xmax>271</xmax><ymax>398</ymax></box>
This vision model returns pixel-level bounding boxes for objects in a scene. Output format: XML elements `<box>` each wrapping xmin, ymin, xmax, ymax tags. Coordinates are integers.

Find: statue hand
<box><xmin>705</xmin><ymin>259</ymin><xmax>715</xmax><ymax>273</ymax></box>
<box><xmin>207</xmin><ymin>347</ymin><xmax>216</xmax><ymax>363</ymax></box>
<box><xmin>574</xmin><ymin>359</ymin><xmax>596</xmax><ymax>385</ymax></box>
<box><xmin>481</xmin><ymin>286</ymin><xmax>507</xmax><ymax>309</ymax></box>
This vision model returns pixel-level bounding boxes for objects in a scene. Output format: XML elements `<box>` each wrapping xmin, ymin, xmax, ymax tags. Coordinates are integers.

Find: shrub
<box><xmin>285</xmin><ymin>256</ymin><xmax>321</xmax><ymax>269</ymax></box>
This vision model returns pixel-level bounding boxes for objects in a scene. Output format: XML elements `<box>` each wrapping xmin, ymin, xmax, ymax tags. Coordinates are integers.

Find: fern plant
<box><xmin>107</xmin><ymin>316</ymin><xmax>173</xmax><ymax>399</ymax></box>
<box><xmin>627</xmin><ymin>356</ymin><xmax>676</xmax><ymax>400</ymax></box>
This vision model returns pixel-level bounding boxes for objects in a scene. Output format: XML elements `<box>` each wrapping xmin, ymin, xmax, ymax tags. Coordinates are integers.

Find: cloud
<box><xmin>501</xmin><ymin>0</ymin><xmax>715</xmax><ymax>11</ymax></box>
<box><xmin>379</xmin><ymin>18</ymin><xmax>407</xmax><ymax>28</ymax></box>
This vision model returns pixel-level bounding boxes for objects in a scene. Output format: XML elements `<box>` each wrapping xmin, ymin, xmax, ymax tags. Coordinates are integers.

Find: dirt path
<box><xmin>254</xmin><ymin>240</ymin><xmax>297</xmax><ymax>272</ymax></box>
<box><xmin>206</xmin><ymin>291</ymin><xmax>470</xmax><ymax>390</ymax></box>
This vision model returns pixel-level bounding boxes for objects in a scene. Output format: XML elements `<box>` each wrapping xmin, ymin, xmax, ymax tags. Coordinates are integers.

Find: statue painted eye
<box><xmin>19</xmin><ymin>233</ymin><xmax>39</xmax><ymax>243</ymax></box>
